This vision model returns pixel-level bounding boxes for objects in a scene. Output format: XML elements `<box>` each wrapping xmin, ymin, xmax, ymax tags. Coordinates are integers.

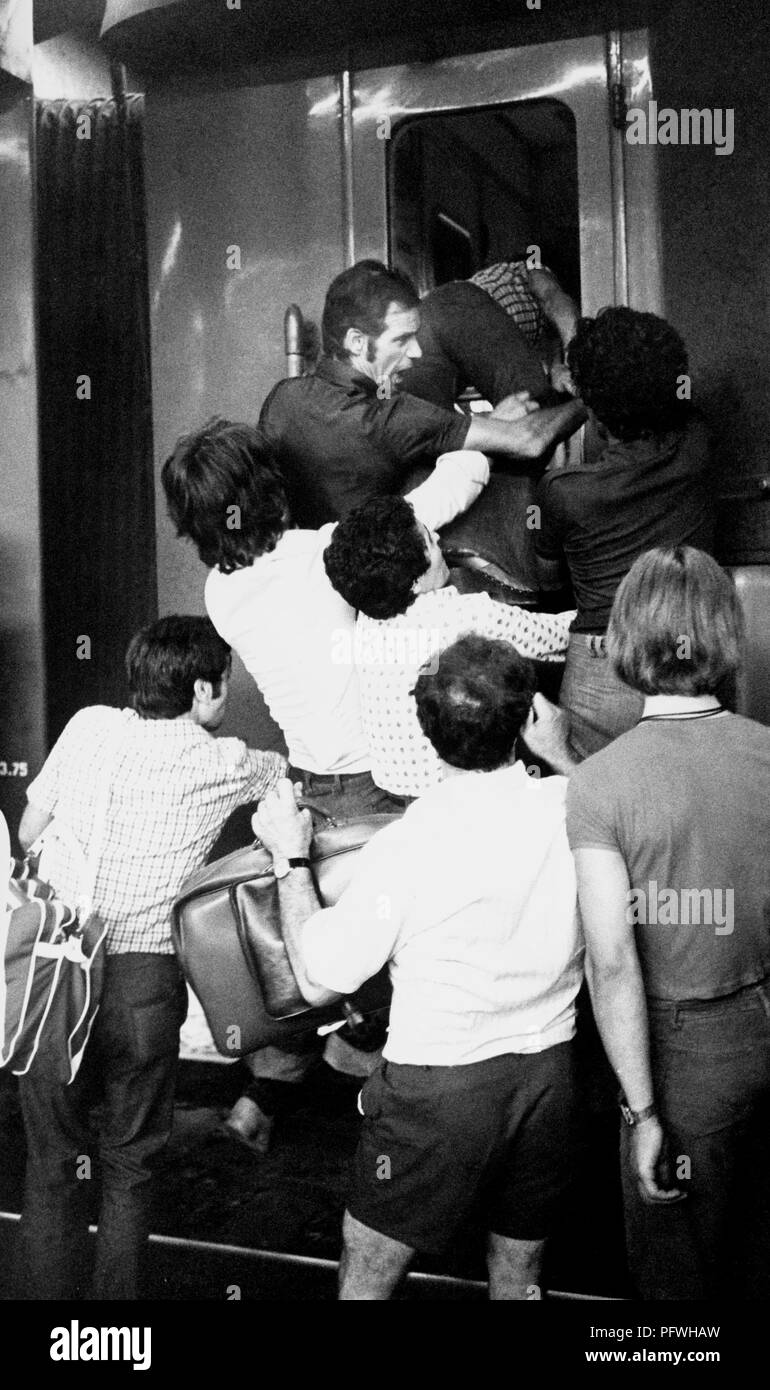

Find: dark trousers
<box><xmin>622</xmin><ymin>979</ymin><xmax>770</xmax><ymax>1299</ymax></box>
<box><xmin>559</xmin><ymin>632</ymin><xmax>644</xmax><ymax>761</ymax></box>
<box><xmin>16</xmin><ymin>952</ymin><xmax>187</xmax><ymax>1300</ymax></box>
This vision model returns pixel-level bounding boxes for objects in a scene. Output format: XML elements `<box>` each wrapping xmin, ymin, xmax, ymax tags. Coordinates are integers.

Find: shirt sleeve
<box><xmin>475</xmin><ymin>595</ymin><xmax>575</xmax><ymax>661</ymax></box>
<box><xmin>215</xmin><ymin>740</ymin><xmax>287</xmax><ymax>801</ymax></box>
<box><xmin>371</xmin><ymin>390</ymin><xmax>471</xmax><ymax>464</ymax></box>
<box><xmin>257</xmin><ymin>382</ymin><xmax>284</xmax><ymax>443</ymax></box>
<box><xmin>26</xmin><ymin>710</ymin><xmax>95</xmax><ymax>815</ymax></box>
<box><xmin>300</xmin><ymin>827</ymin><xmax>406</xmax><ymax>995</ymax></box>
<box><xmin>566</xmin><ymin>764</ymin><xmax>622</xmax><ymax>852</ymax></box>
<box><xmin>533</xmin><ymin>474</ymin><xmax>565</xmax><ymax>561</ymax></box>
<box><xmin>406</xmin><ymin>450</ymin><xmax>491</xmax><ymax>532</ymax></box>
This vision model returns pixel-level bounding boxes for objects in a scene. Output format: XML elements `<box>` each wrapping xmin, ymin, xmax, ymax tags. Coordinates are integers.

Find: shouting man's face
<box><xmin>347</xmin><ymin>301</ymin><xmax>422</xmax><ymax>387</ymax></box>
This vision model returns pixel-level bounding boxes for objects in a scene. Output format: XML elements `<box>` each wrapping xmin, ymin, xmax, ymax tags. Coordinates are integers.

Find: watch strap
<box><xmin>287</xmin><ymin>857</ymin><xmax>312</xmax><ymax>870</ymax></box>
<box><xmin>620</xmin><ymin>1100</ymin><xmax>657</xmax><ymax>1128</ymax></box>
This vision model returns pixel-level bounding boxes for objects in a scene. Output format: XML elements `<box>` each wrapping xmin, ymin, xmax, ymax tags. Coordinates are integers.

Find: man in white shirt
<box><xmin>161</xmin><ymin>418</ymin><xmax>492</xmax><ymax>1146</ymax></box>
<box><xmin>323</xmin><ymin>494</ymin><xmax>575</xmax><ymax>796</ymax></box>
<box><xmin>252</xmin><ymin>634</ymin><xmax>583</xmax><ymax>1299</ymax></box>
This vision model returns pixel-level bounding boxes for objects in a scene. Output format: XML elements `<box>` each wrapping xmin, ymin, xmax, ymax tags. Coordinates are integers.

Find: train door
<box><xmin>310</xmin><ymin>29</ymin><xmax>661</xmax><ymax>318</ymax></box>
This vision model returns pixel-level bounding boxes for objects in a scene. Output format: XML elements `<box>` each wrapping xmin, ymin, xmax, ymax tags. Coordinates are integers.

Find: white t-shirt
<box><xmin>357</xmin><ymin>591</ymin><xmax>574</xmax><ymax>796</ymax></box>
<box><xmin>205</xmin><ymin>451</ymin><xmax>490</xmax><ymax>775</ymax></box>
<box><xmin>302</xmin><ymin>763</ymin><xmax>583</xmax><ymax>1065</ymax></box>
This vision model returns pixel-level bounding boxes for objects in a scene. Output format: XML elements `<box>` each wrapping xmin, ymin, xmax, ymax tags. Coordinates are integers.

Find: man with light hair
<box><xmin>567</xmin><ymin>546</ymin><xmax>770</xmax><ymax>1299</ymax></box>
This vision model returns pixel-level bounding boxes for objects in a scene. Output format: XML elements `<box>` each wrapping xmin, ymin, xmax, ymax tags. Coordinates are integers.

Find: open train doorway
<box><xmin>349</xmin><ymin>30</ymin><xmax>661</xmax><ymax>317</ymax></box>
<box><xmin>388</xmin><ymin>100</ymin><xmax>580</xmax><ymax>312</ymax></box>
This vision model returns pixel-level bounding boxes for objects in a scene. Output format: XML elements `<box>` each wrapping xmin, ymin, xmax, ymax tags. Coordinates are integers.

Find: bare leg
<box><xmin>487</xmin><ymin>1231</ymin><xmax>546</xmax><ymax>1300</ymax></box>
<box><xmin>338</xmin><ymin>1210</ymin><xmax>414</xmax><ymax>1300</ymax></box>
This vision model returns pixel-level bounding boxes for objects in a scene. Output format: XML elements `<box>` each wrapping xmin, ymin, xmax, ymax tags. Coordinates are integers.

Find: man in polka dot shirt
<box><xmin>324</xmin><ymin>496</ymin><xmax>574</xmax><ymax>798</ymax></box>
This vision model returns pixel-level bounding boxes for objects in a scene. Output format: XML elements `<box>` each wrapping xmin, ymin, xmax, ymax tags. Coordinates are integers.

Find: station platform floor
<box><xmin>0</xmin><ymin>1043</ymin><xmax>632</xmax><ymax>1301</ymax></box>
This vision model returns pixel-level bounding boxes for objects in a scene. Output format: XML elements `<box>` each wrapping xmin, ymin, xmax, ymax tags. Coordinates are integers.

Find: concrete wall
<box><xmin>144</xmin><ymin>76</ymin><xmax>345</xmax><ymax>750</ymax></box>
<box><xmin>0</xmin><ymin>83</ymin><xmax>45</xmax><ymax>847</ymax></box>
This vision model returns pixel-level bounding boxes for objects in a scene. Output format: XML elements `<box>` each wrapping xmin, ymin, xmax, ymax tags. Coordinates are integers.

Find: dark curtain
<box><xmin>35</xmin><ymin>94</ymin><xmax>156</xmax><ymax>743</ymax></box>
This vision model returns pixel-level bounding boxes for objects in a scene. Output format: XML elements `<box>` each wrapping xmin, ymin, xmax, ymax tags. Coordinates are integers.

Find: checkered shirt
<box><xmin>357</xmin><ymin>590</ymin><xmax>575</xmax><ymax>797</ymax></box>
<box><xmin>469</xmin><ymin>261</ymin><xmax>547</xmax><ymax>345</ymax></box>
<box><xmin>26</xmin><ymin>707</ymin><xmax>286</xmax><ymax>954</ymax></box>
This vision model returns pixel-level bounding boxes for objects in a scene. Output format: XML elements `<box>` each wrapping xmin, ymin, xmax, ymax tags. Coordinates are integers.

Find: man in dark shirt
<box><xmin>534</xmin><ymin>306</ymin><xmax>716</xmax><ymax>759</ymax></box>
<box><xmin>259</xmin><ymin>260</ymin><xmax>586</xmax><ymax>528</ymax></box>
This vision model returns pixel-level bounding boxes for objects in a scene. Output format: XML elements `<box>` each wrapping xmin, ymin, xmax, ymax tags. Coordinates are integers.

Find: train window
<box><xmin>431</xmin><ymin>210</ymin><xmax>474</xmax><ymax>283</ymax></box>
<box><xmin>388</xmin><ymin>100</ymin><xmax>580</xmax><ymax>305</ymax></box>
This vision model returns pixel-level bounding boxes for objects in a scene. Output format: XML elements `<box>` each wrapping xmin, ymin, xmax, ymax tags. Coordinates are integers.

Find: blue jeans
<box><xmin>291</xmin><ymin>767</ymin><xmax>405</xmax><ymax>823</ymax></box>
<box><xmin>16</xmin><ymin>953</ymin><xmax>187</xmax><ymax>1299</ymax></box>
<box><xmin>621</xmin><ymin>980</ymin><xmax>770</xmax><ymax>1299</ymax></box>
<box><xmin>559</xmin><ymin>632</ymin><xmax>644</xmax><ymax>761</ymax></box>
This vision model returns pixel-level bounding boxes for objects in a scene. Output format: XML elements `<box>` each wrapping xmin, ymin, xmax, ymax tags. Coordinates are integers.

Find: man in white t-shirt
<box><xmin>251</xmin><ymin>634</ymin><xmax>583</xmax><ymax>1299</ymax></box>
<box><xmin>323</xmin><ymin>494</ymin><xmax>575</xmax><ymax>796</ymax></box>
<box><xmin>161</xmin><ymin>418</ymin><xmax>493</xmax><ymax>1147</ymax></box>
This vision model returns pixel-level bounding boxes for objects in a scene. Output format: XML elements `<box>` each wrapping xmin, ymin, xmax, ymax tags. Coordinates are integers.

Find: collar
<box><xmin>314</xmin><ymin>354</ymin><xmax>378</xmax><ymax>397</ymax></box>
<box><xmin>641</xmin><ymin>694</ymin><xmax>723</xmax><ymax>719</ymax></box>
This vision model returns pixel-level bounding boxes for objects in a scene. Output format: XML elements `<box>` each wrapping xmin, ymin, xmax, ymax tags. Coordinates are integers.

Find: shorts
<box><xmin>347</xmin><ymin>1042</ymin><xmax>579</xmax><ymax>1254</ymax></box>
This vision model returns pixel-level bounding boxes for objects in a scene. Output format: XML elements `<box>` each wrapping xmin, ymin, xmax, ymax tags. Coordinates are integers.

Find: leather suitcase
<box><xmin>171</xmin><ymin>814</ymin><xmax>396</xmax><ymax>1057</ymax></box>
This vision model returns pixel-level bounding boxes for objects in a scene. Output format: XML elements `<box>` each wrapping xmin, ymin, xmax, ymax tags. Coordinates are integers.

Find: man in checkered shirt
<box><xmin>324</xmin><ymin>497</ymin><xmax>575</xmax><ymax>799</ymax></box>
<box><xmin>14</xmin><ymin>615</ymin><xmax>285</xmax><ymax>1299</ymax></box>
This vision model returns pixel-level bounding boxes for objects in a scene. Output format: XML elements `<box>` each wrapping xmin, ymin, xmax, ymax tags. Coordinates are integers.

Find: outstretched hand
<box><xmin>490</xmin><ymin>390</ymin><xmax>541</xmax><ymax>421</ymax></box>
<box><xmin>549</xmin><ymin>363</ymin><xmax>576</xmax><ymax>396</ymax></box>
<box><xmin>522</xmin><ymin>693</ymin><xmax>573</xmax><ymax>770</ymax></box>
<box><xmin>252</xmin><ymin>778</ymin><xmax>313</xmax><ymax>858</ymax></box>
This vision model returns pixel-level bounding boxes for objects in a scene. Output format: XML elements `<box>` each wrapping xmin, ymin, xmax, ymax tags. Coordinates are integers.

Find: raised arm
<box><xmin>405</xmin><ymin>449</ymin><xmax>490</xmax><ymax>532</ymax></box>
<box><xmin>464</xmin><ymin>397</ymin><xmax>586</xmax><ymax>461</ymax></box>
<box><xmin>527</xmin><ymin>269</ymin><xmax>579</xmax><ymax>355</ymax></box>
<box><xmin>573</xmin><ymin>846</ymin><xmax>685</xmax><ymax>1203</ymax></box>
<box><xmin>527</xmin><ymin>269</ymin><xmax>580</xmax><ymax>394</ymax></box>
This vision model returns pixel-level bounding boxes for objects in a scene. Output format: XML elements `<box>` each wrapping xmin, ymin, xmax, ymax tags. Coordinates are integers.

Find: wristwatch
<box><xmin>620</xmin><ymin>1100</ymin><xmax>657</xmax><ymax>1128</ymax></box>
<box><xmin>272</xmin><ymin>855</ymin><xmax>312</xmax><ymax>880</ymax></box>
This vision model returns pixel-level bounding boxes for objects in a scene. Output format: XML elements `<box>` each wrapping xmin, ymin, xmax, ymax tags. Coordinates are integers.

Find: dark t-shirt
<box><xmin>401</xmin><ymin>280</ymin><xmax>554</xmax><ymax>413</ymax></box>
<box><xmin>534</xmin><ymin>415</ymin><xmax>715</xmax><ymax>632</ymax></box>
<box><xmin>259</xmin><ymin>355</ymin><xmax>470</xmax><ymax>527</ymax></box>
<box><xmin>567</xmin><ymin>715</ymin><xmax>770</xmax><ymax>1001</ymax></box>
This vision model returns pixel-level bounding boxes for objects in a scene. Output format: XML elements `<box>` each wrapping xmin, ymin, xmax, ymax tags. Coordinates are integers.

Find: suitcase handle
<box><xmin>251</xmin><ymin>797</ymin><xmax>338</xmax><ymax>850</ymax></box>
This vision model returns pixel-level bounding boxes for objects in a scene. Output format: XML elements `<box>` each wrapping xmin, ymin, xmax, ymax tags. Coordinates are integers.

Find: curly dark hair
<box><xmin>161</xmin><ymin>418</ymin><xmax>287</xmax><ymax>573</ymax></box>
<box><xmin>567</xmin><ymin>306</ymin><xmax>690</xmax><ymax>441</ymax></box>
<box><xmin>323</xmin><ymin>496</ymin><xmax>429</xmax><ymax>618</ymax></box>
<box><xmin>322</xmin><ymin>259</ymin><xmax>420</xmax><ymax>360</ymax></box>
<box><xmin>414</xmin><ymin>634</ymin><xmax>536</xmax><ymax>771</ymax></box>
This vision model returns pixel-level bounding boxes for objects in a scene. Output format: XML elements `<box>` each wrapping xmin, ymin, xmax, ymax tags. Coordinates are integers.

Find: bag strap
<box><xmin>1</xmin><ymin>811</ymin><xmax>11</xmax><ymax>934</ymax></box>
